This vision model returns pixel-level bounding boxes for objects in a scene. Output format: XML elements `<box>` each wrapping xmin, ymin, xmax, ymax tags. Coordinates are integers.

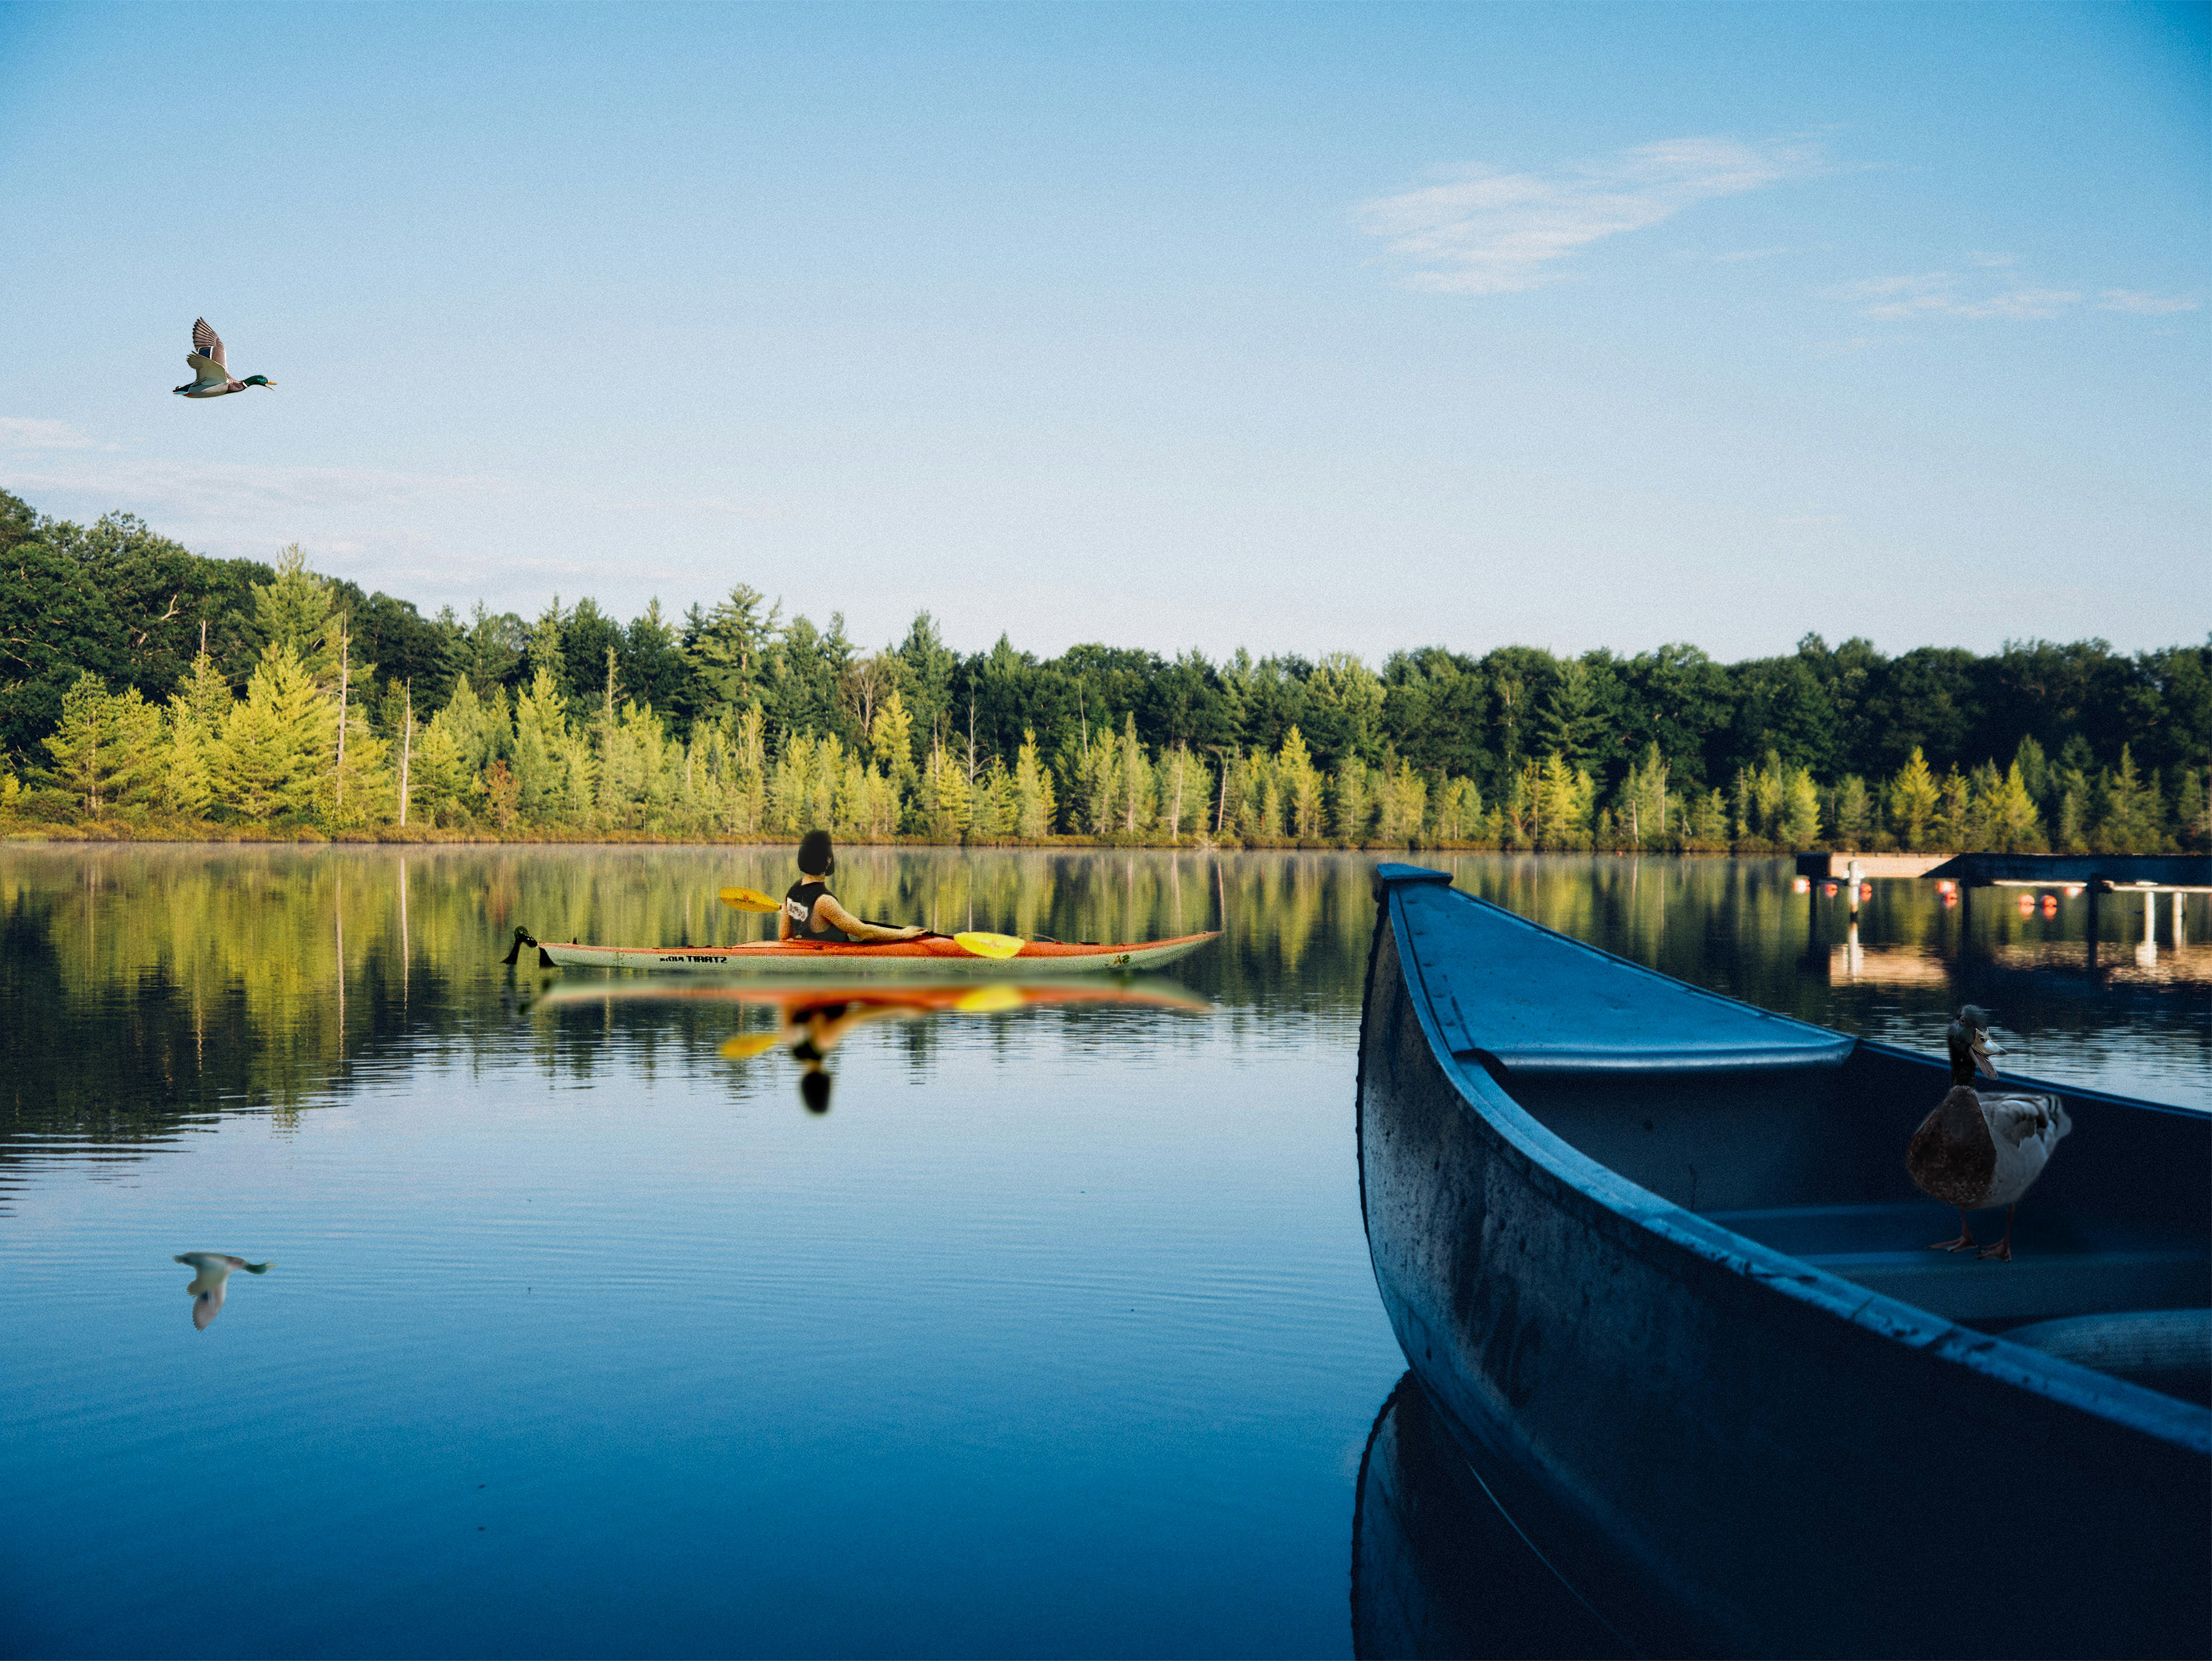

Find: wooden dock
<box><xmin>1796</xmin><ymin>852</ymin><xmax>2210</xmax><ymax>891</ymax></box>
<box><xmin>1792</xmin><ymin>853</ymin><xmax>1947</xmax><ymax>880</ymax></box>
<box><xmin>1919</xmin><ymin>853</ymin><xmax>2212</xmax><ymax>893</ymax></box>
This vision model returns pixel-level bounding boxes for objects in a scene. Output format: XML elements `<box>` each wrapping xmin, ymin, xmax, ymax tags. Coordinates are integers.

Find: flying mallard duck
<box><xmin>1906</xmin><ymin>1006</ymin><xmax>2071</xmax><ymax>1262</ymax></box>
<box><xmin>175</xmin><ymin>1251</ymin><xmax>271</xmax><ymax>1330</ymax></box>
<box><xmin>173</xmin><ymin>319</ymin><xmax>275</xmax><ymax>399</ymax></box>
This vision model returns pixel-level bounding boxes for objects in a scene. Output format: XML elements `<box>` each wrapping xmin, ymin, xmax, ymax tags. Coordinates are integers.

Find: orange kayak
<box><xmin>532</xmin><ymin>979</ymin><xmax>1212</xmax><ymax>1014</ymax></box>
<box><xmin>518</xmin><ymin>929</ymin><xmax>1219</xmax><ymax>977</ymax></box>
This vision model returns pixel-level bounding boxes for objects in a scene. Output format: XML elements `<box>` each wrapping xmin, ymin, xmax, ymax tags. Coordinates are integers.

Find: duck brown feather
<box><xmin>1907</xmin><ymin>1085</ymin><xmax>1997</xmax><ymax>1210</ymax></box>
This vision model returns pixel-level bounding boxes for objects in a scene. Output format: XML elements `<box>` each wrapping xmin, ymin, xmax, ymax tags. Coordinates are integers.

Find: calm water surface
<box><xmin>2</xmin><ymin>847</ymin><xmax>2203</xmax><ymax>1658</ymax></box>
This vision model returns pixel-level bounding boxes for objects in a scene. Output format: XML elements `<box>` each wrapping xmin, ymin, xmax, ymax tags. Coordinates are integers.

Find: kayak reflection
<box><xmin>1352</xmin><ymin>1374</ymin><xmax>1628</xmax><ymax>1661</ymax></box>
<box><xmin>532</xmin><ymin>977</ymin><xmax>1211</xmax><ymax>1112</ymax></box>
<box><xmin>174</xmin><ymin>1252</ymin><xmax>271</xmax><ymax>1331</ymax></box>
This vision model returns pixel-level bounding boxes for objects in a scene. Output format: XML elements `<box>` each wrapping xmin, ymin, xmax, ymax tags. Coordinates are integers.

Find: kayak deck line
<box><xmin>504</xmin><ymin>926</ymin><xmax>1219</xmax><ymax>977</ymax></box>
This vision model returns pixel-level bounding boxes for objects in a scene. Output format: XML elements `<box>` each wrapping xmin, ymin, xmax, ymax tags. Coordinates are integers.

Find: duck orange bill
<box><xmin>951</xmin><ymin>931</ymin><xmax>1024</xmax><ymax>961</ymax></box>
<box><xmin>717</xmin><ymin>886</ymin><xmax>781</xmax><ymax>913</ymax></box>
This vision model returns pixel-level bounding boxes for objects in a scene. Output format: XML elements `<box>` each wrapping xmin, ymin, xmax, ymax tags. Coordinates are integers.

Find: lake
<box><xmin>2</xmin><ymin>846</ymin><xmax>2203</xmax><ymax>1659</ymax></box>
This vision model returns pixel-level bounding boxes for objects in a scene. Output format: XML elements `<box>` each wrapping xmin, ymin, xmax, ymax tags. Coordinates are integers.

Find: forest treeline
<box><xmin>2</xmin><ymin>488</ymin><xmax>2207</xmax><ymax>852</ymax></box>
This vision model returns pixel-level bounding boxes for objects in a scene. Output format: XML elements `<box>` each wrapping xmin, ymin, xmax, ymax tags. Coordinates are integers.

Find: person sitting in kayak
<box><xmin>779</xmin><ymin>830</ymin><xmax>926</xmax><ymax>945</ymax></box>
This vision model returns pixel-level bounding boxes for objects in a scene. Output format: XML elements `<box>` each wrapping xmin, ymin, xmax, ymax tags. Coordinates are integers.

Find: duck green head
<box><xmin>243</xmin><ymin>375</ymin><xmax>275</xmax><ymax>388</ymax></box>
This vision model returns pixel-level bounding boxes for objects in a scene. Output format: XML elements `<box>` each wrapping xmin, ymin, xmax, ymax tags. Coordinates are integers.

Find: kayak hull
<box><xmin>532</xmin><ymin>931</ymin><xmax>1218</xmax><ymax>977</ymax></box>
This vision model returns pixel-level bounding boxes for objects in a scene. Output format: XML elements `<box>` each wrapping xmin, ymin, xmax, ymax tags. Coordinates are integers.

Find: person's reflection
<box><xmin>175</xmin><ymin>1253</ymin><xmax>271</xmax><ymax>1330</ymax></box>
<box><xmin>721</xmin><ymin>997</ymin><xmax>929</xmax><ymax>1113</ymax></box>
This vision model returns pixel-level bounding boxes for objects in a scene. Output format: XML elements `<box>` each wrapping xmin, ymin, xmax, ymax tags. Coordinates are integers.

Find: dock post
<box><xmin>2177</xmin><ymin>892</ymin><xmax>2188</xmax><ymax>950</ymax></box>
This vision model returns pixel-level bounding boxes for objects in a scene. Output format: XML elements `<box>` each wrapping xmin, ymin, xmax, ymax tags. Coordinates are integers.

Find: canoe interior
<box><xmin>1499</xmin><ymin>1046</ymin><xmax>2212</xmax><ymax>1349</ymax></box>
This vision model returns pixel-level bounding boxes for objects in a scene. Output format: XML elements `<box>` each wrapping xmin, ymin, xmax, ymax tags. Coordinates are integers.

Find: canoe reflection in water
<box><xmin>173</xmin><ymin>1253</ymin><xmax>271</xmax><ymax>1330</ymax></box>
<box><xmin>1353</xmin><ymin>1374</ymin><xmax>1628</xmax><ymax>1661</ymax></box>
<box><xmin>531</xmin><ymin>978</ymin><xmax>1211</xmax><ymax>1112</ymax></box>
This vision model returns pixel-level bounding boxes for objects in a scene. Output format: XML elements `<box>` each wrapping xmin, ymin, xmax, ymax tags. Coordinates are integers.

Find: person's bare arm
<box><xmin>813</xmin><ymin>893</ymin><xmax>925</xmax><ymax>943</ymax></box>
<box><xmin>778</xmin><ymin>905</ymin><xmax>795</xmax><ymax>941</ymax></box>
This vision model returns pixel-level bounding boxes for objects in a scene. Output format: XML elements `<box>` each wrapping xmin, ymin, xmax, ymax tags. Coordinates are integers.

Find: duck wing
<box><xmin>1979</xmin><ymin>1093</ymin><xmax>2070</xmax><ymax>1208</ymax></box>
<box><xmin>191</xmin><ymin>318</ymin><xmax>227</xmax><ymax>368</ymax></box>
<box><xmin>182</xmin><ymin>353</ymin><xmax>228</xmax><ymax>389</ymax></box>
<box><xmin>1988</xmin><ymin>1094</ymin><xmax>2069</xmax><ymax>1149</ymax></box>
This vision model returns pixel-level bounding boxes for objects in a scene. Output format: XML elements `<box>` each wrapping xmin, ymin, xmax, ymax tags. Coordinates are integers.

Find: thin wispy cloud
<box><xmin>2098</xmin><ymin>288</ymin><xmax>2199</xmax><ymax>316</ymax></box>
<box><xmin>1838</xmin><ymin>266</ymin><xmax>2196</xmax><ymax>323</ymax></box>
<box><xmin>0</xmin><ymin>416</ymin><xmax>107</xmax><ymax>451</ymax></box>
<box><xmin>1358</xmin><ymin>137</ymin><xmax>1815</xmax><ymax>295</ymax></box>
<box><xmin>1841</xmin><ymin>272</ymin><xmax>2081</xmax><ymax>320</ymax></box>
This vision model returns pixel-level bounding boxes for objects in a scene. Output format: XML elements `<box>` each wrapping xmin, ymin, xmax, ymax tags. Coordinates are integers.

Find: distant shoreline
<box><xmin>0</xmin><ymin>820</ymin><xmax>1929</xmax><ymax>857</ymax></box>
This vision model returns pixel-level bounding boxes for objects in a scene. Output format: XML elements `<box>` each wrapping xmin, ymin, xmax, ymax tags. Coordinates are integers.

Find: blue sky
<box><xmin>1</xmin><ymin>2</ymin><xmax>2204</xmax><ymax>662</ymax></box>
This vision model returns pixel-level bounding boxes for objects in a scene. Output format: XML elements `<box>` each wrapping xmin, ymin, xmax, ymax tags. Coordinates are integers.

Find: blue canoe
<box><xmin>1359</xmin><ymin>865</ymin><xmax>2210</xmax><ymax>1659</ymax></box>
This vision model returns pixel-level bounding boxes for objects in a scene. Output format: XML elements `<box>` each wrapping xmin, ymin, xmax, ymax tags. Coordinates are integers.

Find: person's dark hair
<box><xmin>797</xmin><ymin>828</ymin><xmax>834</xmax><ymax>877</ymax></box>
<box><xmin>800</xmin><ymin>1070</ymin><xmax>833</xmax><ymax>1113</ymax></box>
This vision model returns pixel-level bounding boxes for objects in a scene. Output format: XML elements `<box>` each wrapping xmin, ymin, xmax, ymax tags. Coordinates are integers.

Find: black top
<box><xmin>784</xmin><ymin>880</ymin><xmax>854</xmax><ymax>944</ymax></box>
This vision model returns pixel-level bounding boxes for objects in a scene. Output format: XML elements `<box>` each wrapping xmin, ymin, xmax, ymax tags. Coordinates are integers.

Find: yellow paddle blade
<box><xmin>952</xmin><ymin>931</ymin><xmax>1025</xmax><ymax>961</ymax></box>
<box><xmin>718</xmin><ymin>1033</ymin><xmax>782</xmax><ymax>1060</ymax></box>
<box><xmin>718</xmin><ymin>886</ymin><xmax>781</xmax><ymax>913</ymax></box>
<box><xmin>954</xmin><ymin>985</ymin><xmax>1027</xmax><ymax>1014</ymax></box>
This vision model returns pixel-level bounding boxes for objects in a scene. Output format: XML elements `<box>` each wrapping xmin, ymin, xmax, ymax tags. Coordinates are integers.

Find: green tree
<box><xmin>1933</xmin><ymin>767</ymin><xmax>1972</xmax><ymax>850</ymax></box>
<box><xmin>2097</xmin><ymin>746</ymin><xmax>2158</xmax><ymax>853</ymax></box>
<box><xmin>1830</xmin><ymin>776</ymin><xmax>1873</xmax><ymax>850</ymax></box>
<box><xmin>250</xmin><ymin>544</ymin><xmax>339</xmax><ymax>676</ymax></box>
<box><xmin>1277</xmin><ymin>725</ymin><xmax>1325</xmax><ymax>840</ymax></box>
<box><xmin>687</xmin><ymin>585</ymin><xmax>781</xmax><ymax>724</ymax></box>
<box><xmin>1684</xmin><ymin>788</ymin><xmax>1729</xmax><ymax>851</ymax></box>
<box><xmin>1981</xmin><ymin>761</ymin><xmax>2046</xmax><ymax>853</ymax></box>
<box><xmin>1887</xmin><ymin>748</ymin><xmax>1939</xmax><ymax>850</ymax></box>
<box><xmin>41</xmin><ymin>674</ymin><xmax>161</xmax><ymax>817</ymax></box>
<box><xmin>511</xmin><ymin>666</ymin><xmax>573</xmax><ymax>821</ymax></box>
<box><xmin>1780</xmin><ymin>766</ymin><xmax>1821</xmax><ymax>849</ymax></box>
<box><xmin>2175</xmin><ymin>768</ymin><xmax>2208</xmax><ymax>852</ymax></box>
<box><xmin>210</xmin><ymin>647</ymin><xmax>332</xmax><ymax>820</ymax></box>
<box><xmin>1333</xmin><ymin>756</ymin><xmax>1372</xmax><ymax>845</ymax></box>
<box><xmin>1538</xmin><ymin>752</ymin><xmax>1592</xmax><ymax>850</ymax></box>
<box><xmin>1536</xmin><ymin>660</ymin><xmax>1606</xmax><ymax>766</ymax></box>
<box><xmin>1014</xmin><ymin>730</ymin><xmax>1057</xmax><ymax>839</ymax></box>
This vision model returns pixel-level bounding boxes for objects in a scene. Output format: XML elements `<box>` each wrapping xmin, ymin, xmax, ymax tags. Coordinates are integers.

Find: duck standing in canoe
<box><xmin>1907</xmin><ymin>1005</ymin><xmax>2072</xmax><ymax>1261</ymax></box>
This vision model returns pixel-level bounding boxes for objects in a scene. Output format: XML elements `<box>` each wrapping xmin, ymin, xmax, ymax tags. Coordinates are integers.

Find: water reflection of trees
<box><xmin>5</xmin><ymin>847</ymin><xmax>2196</xmax><ymax>1204</ymax></box>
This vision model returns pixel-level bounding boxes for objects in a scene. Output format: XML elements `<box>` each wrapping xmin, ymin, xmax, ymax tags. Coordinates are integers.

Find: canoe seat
<box><xmin>2002</xmin><ymin>1309</ymin><xmax>2212</xmax><ymax>1406</ymax></box>
<box><xmin>1707</xmin><ymin>1202</ymin><xmax>2212</xmax><ymax>1326</ymax></box>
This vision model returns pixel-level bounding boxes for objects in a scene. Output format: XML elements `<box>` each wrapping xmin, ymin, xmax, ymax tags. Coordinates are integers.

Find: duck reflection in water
<box><xmin>174</xmin><ymin>1253</ymin><xmax>271</xmax><ymax>1330</ymax></box>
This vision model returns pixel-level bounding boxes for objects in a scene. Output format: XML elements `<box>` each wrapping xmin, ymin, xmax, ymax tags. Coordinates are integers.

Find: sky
<box><xmin>1</xmin><ymin>2</ymin><xmax>2205</xmax><ymax>664</ymax></box>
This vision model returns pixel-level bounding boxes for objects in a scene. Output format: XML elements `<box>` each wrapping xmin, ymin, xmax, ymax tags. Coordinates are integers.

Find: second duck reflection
<box><xmin>531</xmin><ymin>979</ymin><xmax>1212</xmax><ymax>1113</ymax></box>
